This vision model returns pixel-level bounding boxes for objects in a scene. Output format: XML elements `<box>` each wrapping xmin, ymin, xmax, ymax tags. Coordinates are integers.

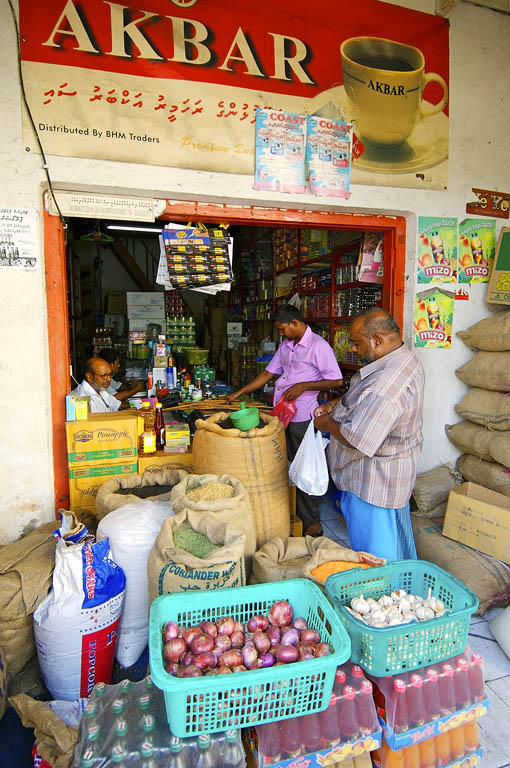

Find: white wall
<box><xmin>0</xmin><ymin>0</ymin><xmax>508</xmax><ymax>541</ymax></box>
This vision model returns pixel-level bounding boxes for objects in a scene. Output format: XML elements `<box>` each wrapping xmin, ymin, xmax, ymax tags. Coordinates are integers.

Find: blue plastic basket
<box><xmin>325</xmin><ymin>560</ymin><xmax>479</xmax><ymax>677</ymax></box>
<box><xmin>149</xmin><ymin>578</ymin><xmax>351</xmax><ymax>736</ymax></box>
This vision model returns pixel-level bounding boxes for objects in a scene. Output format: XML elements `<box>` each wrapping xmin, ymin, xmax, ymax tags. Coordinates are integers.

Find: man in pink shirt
<box><xmin>226</xmin><ymin>304</ymin><xmax>343</xmax><ymax>536</ymax></box>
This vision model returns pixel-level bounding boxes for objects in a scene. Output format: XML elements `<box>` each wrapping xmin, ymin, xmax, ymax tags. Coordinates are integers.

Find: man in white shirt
<box><xmin>73</xmin><ymin>357</ymin><xmax>121</xmax><ymax>413</ymax></box>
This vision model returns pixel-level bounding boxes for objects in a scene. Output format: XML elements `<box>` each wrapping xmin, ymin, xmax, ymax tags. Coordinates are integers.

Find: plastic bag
<box><xmin>271</xmin><ymin>396</ymin><xmax>297</xmax><ymax>428</ymax></box>
<box><xmin>288</xmin><ymin>421</ymin><xmax>329</xmax><ymax>495</ymax></box>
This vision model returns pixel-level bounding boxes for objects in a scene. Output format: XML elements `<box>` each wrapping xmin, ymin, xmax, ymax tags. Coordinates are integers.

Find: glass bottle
<box><xmin>154</xmin><ymin>403</ymin><xmax>165</xmax><ymax>451</ymax></box>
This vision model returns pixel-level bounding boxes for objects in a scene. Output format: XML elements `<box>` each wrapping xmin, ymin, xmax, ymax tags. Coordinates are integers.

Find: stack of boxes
<box><xmin>273</xmin><ymin>228</ymin><xmax>298</xmax><ymax>271</ymax></box>
<box><xmin>127</xmin><ymin>292</ymin><xmax>166</xmax><ymax>340</ymax></box>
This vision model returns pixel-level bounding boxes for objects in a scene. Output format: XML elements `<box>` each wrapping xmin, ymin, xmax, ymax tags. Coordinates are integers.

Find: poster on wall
<box><xmin>0</xmin><ymin>207</ymin><xmax>38</xmax><ymax>269</ymax></box>
<box><xmin>417</xmin><ymin>217</ymin><xmax>457</xmax><ymax>283</ymax></box>
<box><xmin>414</xmin><ymin>288</ymin><xmax>455</xmax><ymax>349</ymax></box>
<box><xmin>306</xmin><ymin>117</ymin><xmax>351</xmax><ymax>198</ymax></box>
<box><xmin>18</xmin><ymin>0</ymin><xmax>449</xmax><ymax>190</ymax></box>
<box><xmin>254</xmin><ymin>110</ymin><xmax>306</xmax><ymax>193</ymax></box>
<box><xmin>458</xmin><ymin>219</ymin><xmax>496</xmax><ymax>283</ymax></box>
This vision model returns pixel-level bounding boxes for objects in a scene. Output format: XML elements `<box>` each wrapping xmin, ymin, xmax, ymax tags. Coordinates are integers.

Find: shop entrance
<box><xmin>43</xmin><ymin>199</ymin><xmax>406</xmax><ymax>511</ymax></box>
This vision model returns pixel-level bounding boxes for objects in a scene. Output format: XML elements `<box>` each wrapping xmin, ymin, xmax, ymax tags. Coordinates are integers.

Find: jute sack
<box><xmin>445</xmin><ymin>422</ymin><xmax>494</xmax><ymax>462</ymax></box>
<box><xmin>9</xmin><ymin>693</ymin><xmax>78</xmax><ymax>768</ymax></box>
<box><xmin>456</xmin><ymin>351</ymin><xmax>510</xmax><ymax>391</ymax></box>
<box><xmin>457</xmin><ymin>454</ymin><xmax>510</xmax><ymax>497</ymax></box>
<box><xmin>147</xmin><ymin>510</ymin><xmax>246</xmax><ymax>603</ymax></box>
<box><xmin>170</xmin><ymin>473</ymin><xmax>255</xmax><ymax>556</ymax></box>
<box><xmin>489</xmin><ymin>434</ymin><xmax>510</xmax><ymax>469</ymax></box>
<box><xmin>412</xmin><ymin>463</ymin><xmax>463</xmax><ymax>516</ymax></box>
<box><xmin>0</xmin><ymin>646</ymin><xmax>6</xmax><ymax>721</ymax></box>
<box><xmin>412</xmin><ymin>515</ymin><xmax>510</xmax><ymax>615</ymax></box>
<box><xmin>251</xmin><ymin>536</ymin><xmax>359</xmax><ymax>584</ymax></box>
<box><xmin>95</xmin><ymin>469</ymin><xmax>188</xmax><ymax>520</ymax></box>
<box><xmin>192</xmin><ymin>413</ymin><xmax>290</xmax><ymax>548</ymax></box>
<box><xmin>457</xmin><ymin>311</ymin><xmax>510</xmax><ymax>351</ymax></box>
<box><xmin>456</xmin><ymin>388</ymin><xmax>510</xmax><ymax>431</ymax></box>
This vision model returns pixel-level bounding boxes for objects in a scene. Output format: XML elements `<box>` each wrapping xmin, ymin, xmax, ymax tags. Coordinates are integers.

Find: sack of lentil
<box><xmin>147</xmin><ymin>509</ymin><xmax>246</xmax><ymax>602</ymax></box>
<box><xmin>95</xmin><ymin>469</ymin><xmax>188</xmax><ymax>520</ymax></box>
<box><xmin>457</xmin><ymin>310</ymin><xmax>510</xmax><ymax>351</ymax></box>
<box><xmin>445</xmin><ymin>422</ymin><xmax>495</xmax><ymax>462</ymax></box>
<box><xmin>456</xmin><ymin>388</ymin><xmax>510</xmax><ymax>431</ymax></box>
<box><xmin>412</xmin><ymin>463</ymin><xmax>463</xmax><ymax>517</ymax></box>
<box><xmin>192</xmin><ymin>413</ymin><xmax>290</xmax><ymax>548</ymax></box>
<box><xmin>170</xmin><ymin>474</ymin><xmax>256</xmax><ymax>556</ymax></box>
<box><xmin>455</xmin><ymin>351</ymin><xmax>510</xmax><ymax>391</ymax></box>
<box><xmin>489</xmin><ymin>434</ymin><xmax>510</xmax><ymax>469</ymax></box>
<box><xmin>457</xmin><ymin>454</ymin><xmax>510</xmax><ymax>497</ymax></box>
<box><xmin>251</xmin><ymin>536</ymin><xmax>358</xmax><ymax>585</ymax></box>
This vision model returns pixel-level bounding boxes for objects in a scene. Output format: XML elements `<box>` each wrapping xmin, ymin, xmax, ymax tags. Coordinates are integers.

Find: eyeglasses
<box><xmin>93</xmin><ymin>372</ymin><xmax>112</xmax><ymax>379</ymax></box>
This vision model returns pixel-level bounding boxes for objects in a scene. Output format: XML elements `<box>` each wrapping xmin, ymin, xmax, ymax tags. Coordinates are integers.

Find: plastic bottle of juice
<box><xmin>430</xmin><ymin>231</ymin><xmax>445</xmax><ymax>263</ymax></box>
<box><xmin>320</xmin><ymin>693</ymin><xmax>342</xmax><ymax>748</ymax></box>
<box><xmin>168</xmin><ymin>737</ymin><xmax>190</xmax><ymax>768</ymax></box>
<box><xmin>257</xmin><ymin>722</ymin><xmax>281</xmax><ymax>765</ymax></box>
<box><xmin>380</xmin><ymin>741</ymin><xmax>405</xmax><ymax>768</ymax></box>
<box><xmin>392</xmin><ymin>679</ymin><xmax>409</xmax><ymax>733</ymax></box>
<box><xmin>402</xmin><ymin>743</ymin><xmax>420</xmax><ymax>768</ymax></box>
<box><xmin>434</xmin><ymin>731</ymin><xmax>451</xmax><ymax>766</ymax></box>
<box><xmin>438</xmin><ymin>664</ymin><xmax>456</xmax><ymax>714</ymax></box>
<box><xmin>357</xmin><ymin>679</ymin><xmax>378</xmax><ymax>735</ymax></box>
<box><xmin>196</xmin><ymin>734</ymin><xmax>218</xmax><ymax>768</ymax></box>
<box><xmin>422</xmin><ymin>668</ymin><xmax>441</xmax><ymax>721</ymax></box>
<box><xmin>449</xmin><ymin>724</ymin><xmax>465</xmax><ymax>760</ymax></box>
<box><xmin>280</xmin><ymin>716</ymin><xmax>302</xmax><ymax>759</ymax></box>
<box><xmin>463</xmin><ymin>720</ymin><xmax>480</xmax><ymax>752</ymax></box>
<box><xmin>350</xmin><ymin>665</ymin><xmax>365</xmax><ymax>692</ymax></box>
<box><xmin>407</xmin><ymin>673</ymin><xmax>426</xmax><ymax>728</ymax></box>
<box><xmin>468</xmin><ymin>653</ymin><xmax>485</xmax><ymax>701</ymax></box>
<box><xmin>418</xmin><ymin>737</ymin><xmax>436</xmax><ymax>768</ymax></box>
<box><xmin>454</xmin><ymin>657</ymin><xmax>472</xmax><ymax>709</ymax></box>
<box><xmin>333</xmin><ymin>667</ymin><xmax>347</xmax><ymax>693</ymax></box>
<box><xmin>223</xmin><ymin>730</ymin><xmax>244</xmax><ymax>768</ymax></box>
<box><xmin>337</xmin><ymin>686</ymin><xmax>360</xmax><ymax>743</ymax></box>
<box><xmin>301</xmin><ymin>713</ymin><xmax>321</xmax><ymax>754</ymax></box>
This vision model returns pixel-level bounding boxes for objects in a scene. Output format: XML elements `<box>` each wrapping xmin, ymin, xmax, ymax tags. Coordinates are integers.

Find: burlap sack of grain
<box><xmin>456</xmin><ymin>388</ymin><xmax>510</xmax><ymax>431</ymax></box>
<box><xmin>0</xmin><ymin>522</ymin><xmax>57</xmax><ymax>696</ymax></box>
<box><xmin>251</xmin><ymin>536</ymin><xmax>358</xmax><ymax>584</ymax></box>
<box><xmin>412</xmin><ymin>515</ymin><xmax>510</xmax><ymax>615</ymax></box>
<box><xmin>170</xmin><ymin>473</ymin><xmax>255</xmax><ymax>556</ymax></box>
<box><xmin>457</xmin><ymin>454</ymin><xmax>510</xmax><ymax>497</ymax></box>
<box><xmin>457</xmin><ymin>311</ymin><xmax>510</xmax><ymax>351</ymax></box>
<box><xmin>147</xmin><ymin>509</ymin><xmax>246</xmax><ymax>602</ymax></box>
<box><xmin>456</xmin><ymin>351</ymin><xmax>510</xmax><ymax>391</ymax></box>
<box><xmin>445</xmin><ymin>422</ymin><xmax>495</xmax><ymax>462</ymax></box>
<box><xmin>0</xmin><ymin>646</ymin><xmax>6</xmax><ymax>721</ymax></box>
<box><xmin>95</xmin><ymin>469</ymin><xmax>188</xmax><ymax>520</ymax></box>
<box><xmin>412</xmin><ymin>463</ymin><xmax>463</xmax><ymax>517</ymax></box>
<box><xmin>9</xmin><ymin>693</ymin><xmax>78</xmax><ymax>768</ymax></box>
<box><xmin>192</xmin><ymin>413</ymin><xmax>290</xmax><ymax>548</ymax></box>
<box><xmin>489</xmin><ymin>434</ymin><xmax>510</xmax><ymax>469</ymax></box>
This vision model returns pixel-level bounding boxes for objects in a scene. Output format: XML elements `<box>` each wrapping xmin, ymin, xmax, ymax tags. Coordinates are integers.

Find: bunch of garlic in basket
<box><xmin>345</xmin><ymin>589</ymin><xmax>446</xmax><ymax>628</ymax></box>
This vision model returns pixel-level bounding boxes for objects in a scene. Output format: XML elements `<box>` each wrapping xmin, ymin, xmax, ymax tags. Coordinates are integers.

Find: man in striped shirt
<box><xmin>314</xmin><ymin>309</ymin><xmax>424</xmax><ymax>560</ymax></box>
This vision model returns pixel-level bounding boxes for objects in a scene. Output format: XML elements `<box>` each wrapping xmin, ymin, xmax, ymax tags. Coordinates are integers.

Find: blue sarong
<box><xmin>338</xmin><ymin>490</ymin><xmax>417</xmax><ymax>562</ymax></box>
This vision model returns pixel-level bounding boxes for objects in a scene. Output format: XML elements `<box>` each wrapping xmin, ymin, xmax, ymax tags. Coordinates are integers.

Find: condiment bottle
<box><xmin>154</xmin><ymin>403</ymin><xmax>165</xmax><ymax>450</ymax></box>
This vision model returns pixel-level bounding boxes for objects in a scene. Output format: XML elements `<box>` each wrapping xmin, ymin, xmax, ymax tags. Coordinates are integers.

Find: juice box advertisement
<box><xmin>458</xmin><ymin>219</ymin><xmax>496</xmax><ymax>283</ymax></box>
<box><xmin>417</xmin><ymin>217</ymin><xmax>458</xmax><ymax>284</ymax></box>
<box><xmin>306</xmin><ymin>116</ymin><xmax>352</xmax><ymax>199</ymax></box>
<box><xmin>414</xmin><ymin>288</ymin><xmax>455</xmax><ymax>348</ymax></box>
<box><xmin>255</xmin><ymin>108</ymin><xmax>306</xmax><ymax>194</ymax></box>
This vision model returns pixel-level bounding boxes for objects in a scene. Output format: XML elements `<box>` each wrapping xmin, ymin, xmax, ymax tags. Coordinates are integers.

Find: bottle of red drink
<box><xmin>357</xmin><ymin>679</ymin><xmax>377</xmax><ymax>735</ymax></box>
<box><xmin>154</xmin><ymin>402</ymin><xmax>166</xmax><ymax>450</ymax></box>
<box><xmin>454</xmin><ymin>658</ymin><xmax>472</xmax><ymax>709</ymax></box>
<box><xmin>280</xmin><ymin>716</ymin><xmax>302</xmax><ymax>760</ymax></box>
<box><xmin>423</xmin><ymin>668</ymin><xmax>442</xmax><ymax>721</ymax></box>
<box><xmin>333</xmin><ymin>667</ymin><xmax>347</xmax><ymax>695</ymax></box>
<box><xmin>468</xmin><ymin>654</ymin><xmax>485</xmax><ymax>702</ymax></box>
<box><xmin>301</xmin><ymin>713</ymin><xmax>321</xmax><ymax>756</ymax></box>
<box><xmin>350</xmin><ymin>665</ymin><xmax>365</xmax><ymax>691</ymax></box>
<box><xmin>320</xmin><ymin>693</ymin><xmax>341</xmax><ymax>749</ymax></box>
<box><xmin>257</xmin><ymin>722</ymin><xmax>281</xmax><ymax>766</ymax></box>
<box><xmin>407</xmin><ymin>673</ymin><xmax>426</xmax><ymax>728</ymax></box>
<box><xmin>391</xmin><ymin>679</ymin><xmax>409</xmax><ymax>733</ymax></box>
<box><xmin>438</xmin><ymin>663</ymin><xmax>456</xmax><ymax>714</ymax></box>
<box><xmin>337</xmin><ymin>686</ymin><xmax>359</xmax><ymax>743</ymax></box>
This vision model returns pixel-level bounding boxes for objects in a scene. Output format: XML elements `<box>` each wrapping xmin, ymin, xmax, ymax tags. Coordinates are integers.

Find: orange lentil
<box><xmin>310</xmin><ymin>560</ymin><xmax>372</xmax><ymax>583</ymax></box>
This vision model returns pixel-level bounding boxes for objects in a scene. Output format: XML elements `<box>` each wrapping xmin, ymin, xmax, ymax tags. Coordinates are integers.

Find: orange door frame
<box><xmin>44</xmin><ymin>200</ymin><xmax>406</xmax><ymax>511</ymax></box>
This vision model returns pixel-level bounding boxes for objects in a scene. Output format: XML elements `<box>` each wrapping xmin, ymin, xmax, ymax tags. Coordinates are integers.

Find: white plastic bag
<box><xmin>96</xmin><ymin>500</ymin><xmax>173</xmax><ymax>667</ymax></box>
<box><xmin>289</xmin><ymin>421</ymin><xmax>329</xmax><ymax>496</ymax></box>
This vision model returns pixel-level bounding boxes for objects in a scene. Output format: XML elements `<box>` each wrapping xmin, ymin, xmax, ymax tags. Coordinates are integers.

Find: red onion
<box><xmin>259</xmin><ymin>652</ymin><xmax>276</xmax><ymax>668</ymax></box>
<box><xmin>315</xmin><ymin>642</ymin><xmax>332</xmax><ymax>657</ymax></box>
<box><xmin>163</xmin><ymin>638</ymin><xmax>187</xmax><ymax>663</ymax></box>
<box><xmin>219</xmin><ymin>650</ymin><xmax>243</xmax><ymax>668</ymax></box>
<box><xmin>280</xmin><ymin>625</ymin><xmax>292</xmax><ymax>634</ymax></box>
<box><xmin>200</xmin><ymin>621</ymin><xmax>218</xmax><ymax>638</ymax></box>
<box><xmin>241</xmin><ymin>645</ymin><xmax>259</xmax><ymax>669</ymax></box>
<box><xmin>230</xmin><ymin>631</ymin><xmax>245</xmax><ymax>649</ymax></box>
<box><xmin>214</xmin><ymin>634</ymin><xmax>232</xmax><ymax>652</ymax></box>
<box><xmin>162</xmin><ymin>621</ymin><xmax>179</xmax><ymax>641</ymax></box>
<box><xmin>298</xmin><ymin>642</ymin><xmax>316</xmax><ymax>661</ymax></box>
<box><xmin>293</xmin><ymin>617</ymin><xmax>308</xmax><ymax>631</ymax></box>
<box><xmin>281</xmin><ymin>628</ymin><xmax>300</xmax><ymax>646</ymax></box>
<box><xmin>274</xmin><ymin>644</ymin><xmax>299</xmax><ymax>664</ymax></box>
<box><xmin>183</xmin><ymin>626</ymin><xmax>203</xmax><ymax>646</ymax></box>
<box><xmin>269</xmin><ymin>600</ymin><xmax>293</xmax><ymax>627</ymax></box>
<box><xmin>177</xmin><ymin>664</ymin><xmax>203</xmax><ymax>677</ymax></box>
<box><xmin>164</xmin><ymin>661</ymin><xmax>179</xmax><ymax>676</ymax></box>
<box><xmin>190</xmin><ymin>633</ymin><xmax>214</xmax><ymax>655</ymax></box>
<box><xmin>233</xmin><ymin>621</ymin><xmax>245</xmax><ymax>633</ymax></box>
<box><xmin>181</xmin><ymin>651</ymin><xmax>195</xmax><ymax>667</ymax></box>
<box><xmin>217</xmin><ymin>616</ymin><xmax>235</xmax><ymax>636</ymax></box>
<box><xmin>266</xmin><ymin>626</ymin><xmax>281</xmax><ymax>646</ymax></box>
<box><xmin>247</xmin><ymin>615</ymin><xmax>269</xmax><ymax>632</ymax></box>
<box><xmin>232</xmin><ymin>664</ymin><xmax>248</xmax><ymax>673</ymax></box>
<box><xmin>193</xmin><ymin>651</ymin><xmax>217</xmax><ymax>671</ymax></box>
<box><xmin>205</xmin><ymin>669</ymin><xmax>220</xmax><ymax>676</ymax></box>
<box><xmin>212</xmin><ymin>646</ymin><xmax>224</xmax><ymax>661</ymax></box>
<box><xmin>177</xmin><ymin>625</ymin><xmax>186</xmax><ymax>638</ymax></box>
<box><xmin>253</xmin><ymin>631</ymin><xmax>271</xmax><ymax>654</ymax></box>
<box><xmin>218</xmin><ymin>666</ymin><xmax>233</xmax><ymax>674</ymax></box>
<box><xmin>300</xmin><ymin>629</ymin><xmax>320</xmax><ymax>645</ymax></box>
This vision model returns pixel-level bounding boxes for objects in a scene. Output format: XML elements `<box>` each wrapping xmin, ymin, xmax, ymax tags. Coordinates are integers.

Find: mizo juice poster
<box><xmin>417</xmin><ymin>217</ymin><xmax>458</xmax><ymax>283</ymax></box>
<box><xmin>414</xmin><ymin>288</ymin><xmax>455</xmax><ymax>348</ymax></box>
<box><xmin>458</xmin><ymin>219</ymin><xmax>496</xmax><ymax>283</ymax></box>
<box><xmin>254</xmin><ymin>108</ymin><xmax>306</xmax><ymax>194</ymax></box>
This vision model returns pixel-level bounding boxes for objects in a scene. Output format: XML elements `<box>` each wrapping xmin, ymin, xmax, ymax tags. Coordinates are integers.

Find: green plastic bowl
<box><xmin>230</xmin><ymin>401</ymin><xmax>260</xmax><ymax>430</ymax></box>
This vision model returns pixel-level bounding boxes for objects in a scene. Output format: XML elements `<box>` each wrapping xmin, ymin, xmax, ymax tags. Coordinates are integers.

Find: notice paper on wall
<box><xmin>0</xmin><ymin>207</ymin><xmax>38</xmax><ymax>269</ymax></box>
<box><xmin>414</xmin><ymin>287</ymin><xmax>455</xmax><ymax>349</ymax></box>
<box><xmin>417</xmin><ymin>217</ymin><xmax>457</xmax><ymax>284</ymax></box>
<box><xmin>307</xmin><ymin>116</ymin><xmax>352</xmax><ymax>198</ymax></box>
<box><xmin>458</xmin><ymin>218</ymin><xmax>496</xmax><ymax>283</ymax></box>
<box><xmin>254</xmin><ymin>109</ymin><xmax>306</xmax><ymax>194</ymax></box>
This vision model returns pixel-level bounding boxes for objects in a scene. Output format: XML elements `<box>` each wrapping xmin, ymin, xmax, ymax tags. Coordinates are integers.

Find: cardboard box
<box><xmin>68</xmin><ymin>460</ymin><xmax>138</xmax><ymax>510</ymax></box>
<box><xmin>486</xmin><ymin>227</ymin><xmax>510</xmax><ymax>306</ymax></box>
<box><xmin>153</xmin><ymin>355</ymin><xmax>168</xmax><ymax>368</ymax></box>
<box><xmin>128</xmin><ymin>317</ymin><xmax>166</xmax><ymax>332</ymax></box>
<box><xmin>138</xmin><ymin>449</ymin><xmax>193</xmax><ymax>474</ymax></box>
<box><xmin>104</xmin><ymin>313</ymin><xmax>126</xmax><ymax>336</ymax></box>
<box><xmin>126</xmin><ymin>291</ymin><xmax>165</xmax><ymax>309</ymax></box>
<box><xmin>106</xmin><ymin>290</ymin><xmax>127</xmax><ymax>315</ymax></box>
<box><xmin>66</xmin><ymin>411</ymin><xmax>139</xmax><ymax>465</ymax></box>
<box><xmin>443</xmin><ymin>481</ymin><xmax>510</xmax><ymax>564</ymax></box>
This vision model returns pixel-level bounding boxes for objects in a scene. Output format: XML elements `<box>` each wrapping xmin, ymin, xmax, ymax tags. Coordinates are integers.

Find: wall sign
<box><xmin>0</xmin><ymin>208</ymin><xmax>38</xmax><ymax>269</ymax></box>
<box><xmin>417</xmin><ymin>217</ymin><xmax>457</xmax><ymax>283</ymax></box>
<box><xmin>466</xmin><ymin>188</ymin><xmax>510</xmax><ymax>219</ymax></box>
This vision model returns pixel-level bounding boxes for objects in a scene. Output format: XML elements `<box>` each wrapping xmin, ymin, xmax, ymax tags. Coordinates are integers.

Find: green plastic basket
<box><xmin>184</xmin><ymin>348</ymin><xmax>209</xmax><ymax>365</ymax></box>
<box><xmin>149</xmin><ymin>578</ymin><xmax>351</xmax><ymax>736</ymax></box>
<box><xmin>325</xmin><ymin>560</ymin><xmax>479</xmax><ymax>677</ymax></box>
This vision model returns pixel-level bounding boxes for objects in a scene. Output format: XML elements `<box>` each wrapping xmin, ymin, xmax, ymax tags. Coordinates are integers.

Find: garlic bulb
<box><xmin>379</xmin><ymin>595</ymin><xmax>394</xmax><ymax>609</ymax></box>
<box><xmin>346</xmin><ymin>588</ymin><xmax>448</xmax><ymax>628</ymax></box>
<box><xmin>351</xmin><ymin>596</ymin><xmax>370</xmax><ymax>615</ymax></box>
<box><xmin>398</xmin><ymin>598</ymin><xmax>411</xmax><ymax>614</ymax></box>
<box><xmin>424</xmin><ymin>607</ymin><xmax>435</xmax><ymax>621</ymax></box>
<box><xmin>388</xmin><ymin>617</ymin><xmax>402</xmax><ymax>626</ymax></box>
<box><xmin>415</xmin><ymin>604</ymin><xmax>427</xmax><ymax>621</ymax></box>
<box><xmin>391</xmin><ymin>589</ymin><xmax>407</xmax><ymax>601</ymax></box>
<box><xmin>402</xmin><ymin>611</ymin><xmax>417</xmax><ymax>623</ymax></box>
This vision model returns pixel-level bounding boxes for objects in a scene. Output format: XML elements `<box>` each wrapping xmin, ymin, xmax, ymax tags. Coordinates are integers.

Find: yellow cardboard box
<box><xmin>66</xmin><ymin>411</ymin><xmax>139</xmax><ymax>465</ymax></box>
<box><xmin>443</xmin><ymin>481</ymin><xmax>510</xmax><ymax>564</ymax></box>
<box><xmin>138</xmin><ymin>449</ymin><xmax>193</xmax><ymax>474</ymax></box>
<box><xmin>68</xmin><ymin>460</ymin><xmax>138</xmax><ymax>511</ymax></box>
